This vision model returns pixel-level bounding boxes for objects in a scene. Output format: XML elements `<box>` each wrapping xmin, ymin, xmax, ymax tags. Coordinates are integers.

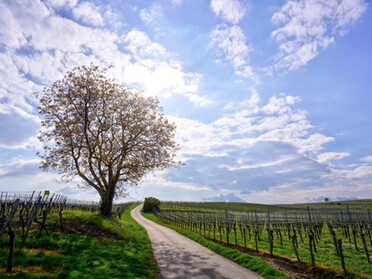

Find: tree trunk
<box><xmin>100</xmin><ymin>189</ymin><xmax>115</xmax><ymax>218</ymax></box>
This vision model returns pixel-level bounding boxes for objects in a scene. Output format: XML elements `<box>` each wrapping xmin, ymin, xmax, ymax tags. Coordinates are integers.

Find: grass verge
<box><xmin>0</xmin><ymin>203</ymin><xmax>159</xmax><ymax>279</ymax></box>
<box><xmin>142</xmin><ymin>212</ymin><xmax>287</xmax><ymax>279</ymax></box>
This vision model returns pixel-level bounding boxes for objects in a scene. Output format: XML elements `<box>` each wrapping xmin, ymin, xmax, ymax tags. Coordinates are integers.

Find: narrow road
<box><xmin>131</xmin><ymin>204</ymin><xmax>264</xmax><ymax>279</ymax></box>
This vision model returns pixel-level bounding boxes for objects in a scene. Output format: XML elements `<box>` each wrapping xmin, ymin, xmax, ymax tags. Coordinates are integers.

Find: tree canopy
<box><xmin>36</xmin><ymin>65</ymin><xmax>179</xmax><ymax>216</ymax></box>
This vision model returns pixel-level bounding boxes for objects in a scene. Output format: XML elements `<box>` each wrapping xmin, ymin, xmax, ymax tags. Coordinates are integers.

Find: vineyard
<box><xmin>154</xmin><ymin>201</ymin><xmax>372</xmax><ymax>278</ymax></box>
<box><xmin>0</xmin><ymin>191</ymin><xmax>129</xmax><ymax>274</ymax></box>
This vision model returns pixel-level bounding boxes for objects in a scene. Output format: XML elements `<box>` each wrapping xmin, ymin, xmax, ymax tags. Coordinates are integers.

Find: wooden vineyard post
<box><xmin>285</xmin><ymin>211</ymin><xmax>291</xmax><ymax>239</ymax></box>
<box><xmin>293</xmin><ymin>227</ymin><xmax>299</xmax><ymax>249</ymax></box>
<box><xmin>225</xmin><ymin>210</ymin><xmax>230</xmax><ymax>245</ymax></box>
<box><xmin>37</xmin><ymin>208</ymin><xmax>50</xmax><ymax>238</ymax></box>
<box><xmin>269</xmin><ymin>229</ymin><xmax>274</xmax><ymax>256</ymax></box>
<box><xmin>327</xmin><ymin>222</ymin><xmax>340</xmax><ymax>257</ymax></box>
<box><xmin>337</xmin><ymin>239</ymin><xmax>347</xmax><ymax>275</ymax></box>
<box><xmin>22</xmin><ymin>194</ymin><xmax>42</xmax><ymax>246</ymax></box>
<box><xmin>243</xmin><ymin>226</ymin><xmax>247</xmax><ymax>248</ymax></box>
<box><xmin>253</xmin><ymin>210</ymin><xmax>260</xmax><ymax>251</ymax></box>
<box><xmin>0</xmin><ymin>199</ymin><xmax>20</xmax><ymax>236</ymax></box>
<box><xmin>292</xmin><ymin>234</ymin><xmax>300</xmax><ymax>261</ymax></box>
<box><xmin>255</xmin><ymin>210</ymin><xmax>260</xmax><ymax>241</ymax></box>
<box><xmin>347</xmin><ymin>206</ymin><xmax>359</xmax><ymax>252</ymax></box>
<box><xmin>368</xmin><ymin>210</ymin><xmax>372</xmax><ymax>245</ymax></box>
<box><xmin>213</xmin><ymin>218</ymin><xmax>216</xmax><ymax>240</ymax></box>
<box><xmin>238</xmin><ymin>223</ymin><xmax>243</xmax><ymax>243</ymax></box>
<box><xmin>360</xmin><ymin>230</ymin><xmax>371</xmax><ymax>263</ymax></box>
<box><xmin>233</xmin><ymin>221</ymin><xmax>237</xmax><ymax>246</ymax></box>
<box><xmin>219</xmin><ymin>223</ymin><xmax>223</xmax><ymax>243</ymax></box>
<box><xmin>309</xmin><ymin>233</ymin><xmax>315</xmax><ymax>266</ymax></box>
<box><xmin>255</xmin><ymin>228</ymin><xmax>259</xmax><ymax>252</ymax></box>
<box><xmin>203</xmin><ymin>212</ymin><xmax>206</xmax><ymax>236</ymax></box>
<box><xmin>187</xmin><ymin>212</ymin><xmax>191</xmax><ymax>231</ymax></box>
<box><xmin>58</xmin><ymin>204</ymin><xmax>64</xmax><ymax>232</ymax></box>
<box><xmin>340</xmin><ymin>211</ymin><xmax>351</xmax><ymax>243</ymax></box>
<box><xmin>307</xmin><ymin>207</ymin><xmax>315</xmax><ymax>266</ymax></box>
<box><xmin>267</xmin><ymin>209</ymin><xmax>274</xmax><ymax>256</ymax></box>
<box><xmin>6</xmin><ymin>226</ymin><xmax>16</xmax><ymax>273</ymax></box>
<box><xmin>248</xmin><ymin>222</ymin><xmax>251</xmax><ymax>240</ymax></box>
<box><xmin>278</xmin><ymin>226</ymin><xmax>283</xmax><ymax>246</ymax></box>
<box><xmin>296</xmin><ymin>213</ymin><xmax>304</xmax><ymax>244</ymax></box>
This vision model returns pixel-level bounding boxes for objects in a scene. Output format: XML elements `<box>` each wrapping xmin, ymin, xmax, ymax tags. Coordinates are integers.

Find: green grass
<box><xmin>0</xmin><ymin>204</ymin><xmax>159</xmax><ymax>279</ymax></box>
<box><xmin>161</xmin><ymin>199</ymin><xmax>372</xmax><ymax>212</ymax></box>
<box><xmin>161</xmin><ymin>202</ymin><xmax>290</xmax><ymax>212</ymax></box>
<box><xmin>142</xmin><ymin>212</ymin><xmax>288</xmax><ymax>279</ymax></box>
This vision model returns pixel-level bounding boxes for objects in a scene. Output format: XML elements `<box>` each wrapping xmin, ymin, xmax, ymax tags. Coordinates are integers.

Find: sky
<box><xmin>0</xmin><ymin>0</ymin><xmax>371</xmax><ymax>204</ymax></box>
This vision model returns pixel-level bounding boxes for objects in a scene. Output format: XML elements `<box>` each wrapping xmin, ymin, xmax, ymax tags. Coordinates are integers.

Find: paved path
<box><xmin>131</xmin><ymin>204</ymin><xmax>264</xmax><ymax>279</ymax></box>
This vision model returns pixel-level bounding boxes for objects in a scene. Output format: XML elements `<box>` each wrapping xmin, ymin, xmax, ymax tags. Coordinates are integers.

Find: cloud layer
<box><xmin>271</xmin><ymin>0</ymin><xmax>367</xmax><ymax>72</ymax></box>
<box><xmin>0</xmin><ymin>0</ymin><xmax>370</xmax><ymax>204</ymax></box>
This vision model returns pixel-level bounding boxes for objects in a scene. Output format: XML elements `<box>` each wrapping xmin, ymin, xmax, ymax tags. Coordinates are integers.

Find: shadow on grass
<box><xmin>0</xmin><ymin>204</ymin><xmax>159</xmax><ymax>279</ymax></box>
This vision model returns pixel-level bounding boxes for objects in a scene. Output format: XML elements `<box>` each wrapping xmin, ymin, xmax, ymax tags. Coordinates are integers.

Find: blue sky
<box><xmin>0</xmin><ymin>0</ymin><xmax>371</xmax><ymax>204</ymax></box>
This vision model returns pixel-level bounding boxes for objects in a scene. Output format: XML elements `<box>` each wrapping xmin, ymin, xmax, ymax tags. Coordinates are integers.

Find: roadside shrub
<box><xmin>143</xmin><ymin>197</ymin><xmax>160</xmax><ymax>212</ymax></box>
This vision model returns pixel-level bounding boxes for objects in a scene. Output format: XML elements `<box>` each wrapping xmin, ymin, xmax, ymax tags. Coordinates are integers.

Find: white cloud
<box><xmin>44</xmin><ymin>0</ymin><xmax>77</xmax><ymax>9</ymax></box>
<box><xmin>360</xmin><ymin>155</ymin><xmax>372</xmax><ymax>162</ymax></box>
<box><xmin>348</xmin><ymin>166</ymin><xmax>372</xmax><ymax>178</ymax></box>
<box><xmin>122</xmin><ymin>29</ymin><xmax>209</xmax><ymax>105</ymax></box>
<box><xmin>163</xmin><ymin>88</ymin><xmax>372</xmax><ymax>200</ymax></box>
<box><xmin>210</xmin><ymin>0</ymin><xmax>247</xmax><ymax>24</ymax></box>
<box><xmin>72</xmin><ymin>2</ymin><xmax>104</xmax><ymax>26</ymax></box>
<box><xmin>123</xmin><ymin>29</ymin><xmax>169</xmax><ymax>60</ymax></box>
<box><xmin>318</xmin><ymin>152</ymin><xmax>351</xmax><ymax>163</ymax></box>
<box><xmin>0</xmin><ymin>1</ymin><xmax>50</xmax><ymax>49</ymax></box>
<box><xmin>208</xmin><ymin>0</ymin><xmax>257</xmax><ymax>80</ymax></box>
<box><xmin>244</xmin><ymin>181</ymin><xmax>368</xmax><ymax>204</ymax></box>
<box><xmin>146</xmin><ymin>175</ymin><xmax>211</xmax><ymax>191</ymax></box>
<box><xmin>0</xmin><ymin>53</ymin><xmax>41</xmax><ymax>110</ymax></box>
<box><xmin>210</xmin><ymin>24</ymin><xmax>256</xmax><ymax>79</ymax></box>
<box><xmin>221</xmin><ymin>155</ymin><xmax>295</xmax><ymax>171</ymax></box>
<box><xmin>210</xmin><ymin>24</ymin><xmax>250</xmax><ymax>68</ymax></box>
<box><xmin>335</xmin><ymin>165</ymin><xmax>372</xmax><ymax>179</ymax></box>
<box><xmin>1</xmin><ymin>0</ymin><xmax>368</xmax><ymax>203</ymax></box>
<box><xmin>0</xmin><ymin>136</ymin><xmax>42</xmax><ymax>150</ymax></box>
<box><xmin>223</xmin><ymin>87</ymin><xmax>260</xmax><ymax>116</ymax></box>
<box><xmin>271</xmin><ymin>0</ymin><xmax>367</xmax><ymax>73</ymax></box>
<box><xmin>235</xmin><ymin>65</ymin><xmax>256</xmax><ymax>80</ymax></box>
<box><xmin>0</xmin><ymin>107</ymin><xmax>41</xmax><ymax>150</ymax></box>
<box><xmin>0</xmin><ymin>0</ymin><xmax>209</xmax><ymax>157</ymax></box>
<box><xmin>173</xmin><ymin>89</ymin><xmax>334</xmax><ymax>159</ymax></box>
<box><xmin>1</xmin><ymin>0</ymin><xmax>209</xmax><ymax>114</ymax></box>
<box><xmin>262</xmin><ymin>95</ymin><xmax>301</xmax><ymax>115</ymax></box>
<box><xmin>169</xmin><ymin>116</ymin><xmax>221</xmax><ymax>158</ymax></box>
<box><xmin>203</xmin><ymin>193</ymin><xmax>244</xmax><ymax>202</ymax></box>
<box><xmin>0</xmin><ymin>158</ymin><xmax>40</xmax><ymax>180</ymax></box>
<box><xmin>140</xmin><ymin>2</ymin><xmax>162</xmax><ymax>23</ymax></box>
<box><xmin>171</xmin><ymin>0</ymin><xmax>183</xmax><ymax>5</ymax></box>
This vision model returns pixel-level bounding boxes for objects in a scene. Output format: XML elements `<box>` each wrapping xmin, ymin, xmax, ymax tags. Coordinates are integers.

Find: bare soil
<box><xmin>62</xmin><ymin>218</ymin><xmax>119</xmax><ymax>240</ymax></box>
<box><xmin>1</xmin><ymin>266</ymin><xmax>45</xmax><ymax>274</ymax></box>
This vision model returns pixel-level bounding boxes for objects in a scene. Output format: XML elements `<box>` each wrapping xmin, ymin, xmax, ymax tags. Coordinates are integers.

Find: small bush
<box><xmin>143</xmin><ymin>197</ymin><xmax>160</xmax><ymax>212</ymax></box>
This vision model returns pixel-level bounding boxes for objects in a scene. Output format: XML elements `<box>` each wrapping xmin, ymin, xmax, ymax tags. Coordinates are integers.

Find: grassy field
<box><xmin>156</xmin><ymin>200</ymin><xmax>372</xmax><ymax>279</ymax></box>
<box><xmin>0</xmin><ymin>203</ymin><xmax>159</xmax><ymax>279</ymax></box>
<box><xmin>160</xmin><ymin>201</ymin><xmax>291</xmax><ymax>212</ymax></box>
<box><xmin>160</xmin><ymin>199</ymin><xmax>372</xmax><ymax>212</ymax></box>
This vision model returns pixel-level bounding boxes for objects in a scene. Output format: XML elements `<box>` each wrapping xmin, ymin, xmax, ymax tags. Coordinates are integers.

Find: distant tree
<box><xmin>143</xmin><ymin>197</ymin><xmax>161</xmax><ymax>212</ymax></box>
<box><xmin>35</xmin><ymin>65</ymin><xmax>180</xmax><ymax>217</ymax></box>
<box><xmin>325</xmin><ymin>197</ymin><xmax>329</xmax><ymax>202</ymax></box>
